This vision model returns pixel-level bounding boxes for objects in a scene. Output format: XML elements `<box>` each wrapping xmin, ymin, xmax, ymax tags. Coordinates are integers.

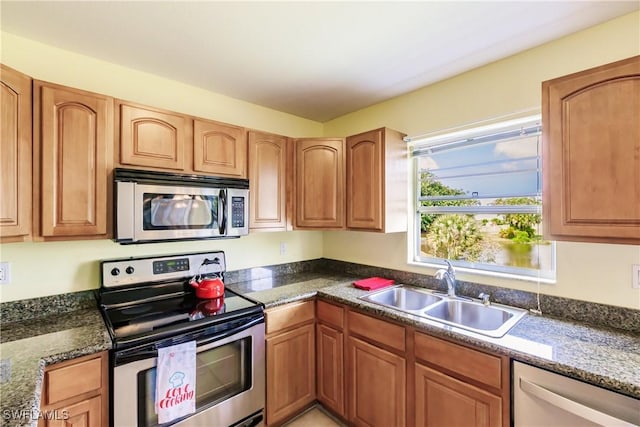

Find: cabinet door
<box><xmin>543</xmin><ymin>55</ymin><xmax>640</xmax><ymax>243</ymax></box>
<box><xmin>294</xmin><ymin>138</ymin><xmax>345</xmax><ymax>228</ymax></box>
<box><xmin>347</xmin><ymin>129</ymin><xmax>383</xmax><ymax>230</ymax></box>
<box><xmin>415</xmin><ymin>363</ymin><xmax>501</xmax><ymax>427</ymax></box>
<box><xmin>193</xmin><ymin>119</ymin><xmax>246</xmax><ymax>177</ymax></box>
<box><xmin>347</xmin><ymin>336</ymin><xmax>405</xmax><ymax>427</ymax></box>
<box><xmin>317</xmin><ymin>323</ymin><xmax>344</xmax><ymax>417</ymax></box>
<box><xmin>43</xmin><ymin>395</ymin><xmax>101</xmax><ymax>427</ymax></box>
<box><xmin>266</xmin><ymin>323</ymin><xmax>316</xmax><ymax>425</ymax></box>
<box><xmin>36</xmin><ymin>82</ymin><xmax>112</xmax><ymax>238</ymax></box>
<box><xmin>248</xmin><ymin>131</ymin><xmax>288</xmax><ymax>230</ymax></box>
<box><xmin>119</xmin><ymin>102</ymin><xmax>186</xmax><ymax>170</ymax></box>
<box><xmin>0</xmin><ymin>65</ymin><xmax>32</xmax><ymax>242</ymax></box>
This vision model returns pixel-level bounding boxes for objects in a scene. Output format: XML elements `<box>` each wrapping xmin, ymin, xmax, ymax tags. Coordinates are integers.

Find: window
<box><xmin>408</xmin><ymin>115</ymin><xmax>555</xmax><ymax>281</ymax></box>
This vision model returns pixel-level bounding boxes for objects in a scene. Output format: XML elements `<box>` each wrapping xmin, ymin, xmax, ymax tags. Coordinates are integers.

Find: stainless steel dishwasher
<box><xmin>513</xmin><ymin>361</ymin><xmax>640</xmax><ymax>426</ymax></box>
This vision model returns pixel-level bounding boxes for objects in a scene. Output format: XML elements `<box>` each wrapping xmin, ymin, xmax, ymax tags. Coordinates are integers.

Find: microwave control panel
<box><xmin>231</xmin><ymin>196</ymin><xmax>245</xmax><ymax>228</ymax></box>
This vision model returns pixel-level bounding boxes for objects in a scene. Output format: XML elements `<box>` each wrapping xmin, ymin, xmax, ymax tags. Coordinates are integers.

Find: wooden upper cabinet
<box><xmin>0</xmin><ymin>65</ymin><xmax>32</xmax><ymax>242</ymax></box>
<box><xmin>118</xmin><ymin>102</ymin><xmax>188</xmax><ymax>171</ymax></box>
<box><xmin>542</xmin><ymin>55</ymin><xmax>640</xmax><ymax>244</ymax></box>
<box><xmin>294</xmin><ymin>138</ymin><xmax>345</xmax><ymax>229</ymax></box>
<box><xmin>35</xmin><ymin>81</ymin><xmax>113</xmax><ymax>239</ymax></box>
<box><xmin>346</xmin><ymin>127</ymin><xmax>407</xmax><ymax>232</ymax></box>
<box><xmin>248</xmin><ymin>130</ymin><xmax>289</xmax><ymax>230</ymax></box>
<box><xmin>194</xmin><ymin>119</ymin><xmax>246</xmax><ymax>177</ymax></box>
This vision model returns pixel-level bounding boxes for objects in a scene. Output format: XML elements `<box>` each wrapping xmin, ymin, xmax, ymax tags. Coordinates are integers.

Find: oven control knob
<box><xmin>126</xmin><ymin>266</ymin><xmax>135</xmax><ymax>275</ymax></box>
<box><xmin>110</xmin><ymin>268</ymin><xmax>120</xmax><ymax>276</ymax></box>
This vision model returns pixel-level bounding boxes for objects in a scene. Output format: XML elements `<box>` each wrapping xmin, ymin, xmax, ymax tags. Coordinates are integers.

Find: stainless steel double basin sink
<box><xmin>360</xmin><ymin>285</ymin><xmax>526</xmax><ymax>338</ymax></box>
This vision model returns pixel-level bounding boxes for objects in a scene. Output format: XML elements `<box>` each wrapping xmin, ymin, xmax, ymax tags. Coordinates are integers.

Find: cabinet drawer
<box><xmin>348</xmin><ymin>310</ymin><xmax>405</xmax><ymax>352</ymax></box>
<box><xmin>266</xmin><ymin>300</ymin><xmax>315</xmax><ymax>335</ymax></box>
<box><xmin>317</xmin><ymin>300</ymin><xmax>344</xmax><ymax>329</ymax></box>
<box><xmin>414</xmin><ymin>332</ymin><xmax>502</xmax><ymax>389</ymax></box>
<box><xmin>45</xmin><ymin>356</ymin><xmax>103</xmax><ymax>406</ymax></box>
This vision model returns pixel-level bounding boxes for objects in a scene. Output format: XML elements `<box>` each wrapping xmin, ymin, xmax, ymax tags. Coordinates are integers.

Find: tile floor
<box><xmin>283</xmin><ymin>406</ymin><xmax>345</xmax><ymax>427</ymax></box>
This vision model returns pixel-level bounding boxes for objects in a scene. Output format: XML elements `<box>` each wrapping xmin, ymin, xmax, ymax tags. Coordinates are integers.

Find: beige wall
<box><xmin>323</xmin><ymin>11</ymin><xmax>640</xmax><ymax>309</ymax></box>
<box><xmin>0</xmin><ymin>33</ymin><xmax>323</xmax><ymax>138</ymax></box>
<box><xmin>2</xmin><ymin>13</ymin><xmax>640</xmax><ymax>309</ymax></box>
<box><xmin>0</xmin><ymin>32</ymin><xmax>324</xmax><ymax>302</ymax></box>
<box><xmin>0</xmin><ymin>232</ymin><xmax>323</xmax><ymax>301</ymax></box>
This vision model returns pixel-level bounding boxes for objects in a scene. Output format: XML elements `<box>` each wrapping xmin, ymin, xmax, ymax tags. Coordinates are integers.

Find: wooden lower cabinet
<box><xmin>39</xmin><ymin>351</ymin><xmax>108</xmax><ymax>427</ymax></box>
<box><xmin>347</xmin><ymin>336</ymin><xmax>406</xmax><ymax>427</ymax></box>
<box><xmin>415</xmin><ymin>363</ymin><xmax>502</xmax><ymax>427</ymax></box>
<box><xmin>264</xmin><ymin>301</ymin><xmax>509</xmax><ymax>427</ymax></box>
<box><xmin>266</xmin><ymin>301</ymin><xmax>316</xmax><ymax>425</ymax></box>
<box><xmin>414</xmin><ymin>332</ymin><xmax>509</xmax><ymax>427</ymax></box>
<box><xmin>42</xmin><ymin>395</ymin><xmax>101</xmax><ymax>427</ymax></box>
<box><xmin>316</xmin><ymin>323</ymin><xmax>344</xmax><ymax>417</ymax></box>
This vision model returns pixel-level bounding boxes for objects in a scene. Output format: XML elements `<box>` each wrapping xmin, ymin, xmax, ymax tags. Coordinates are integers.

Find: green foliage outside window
<box><xmin>425</xmin><ymin>214</ymin><xmax>483</xmax><ymax>261</ymax></box>
<box><xmin>419</xmin><ymin>171</ymin><xmax>477</xmax><ymax>232</ymax></box>
<box><xmin>492</xmin><ymin>197</ymin><xmax>542</xmax><ymax>243</ymax></box>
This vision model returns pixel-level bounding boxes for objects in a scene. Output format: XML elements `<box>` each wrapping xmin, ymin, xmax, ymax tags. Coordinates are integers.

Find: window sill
<box><xmin>407</xmin><ymin>260</ymin><xmax>557</xmax><ymax>285</ymax></box>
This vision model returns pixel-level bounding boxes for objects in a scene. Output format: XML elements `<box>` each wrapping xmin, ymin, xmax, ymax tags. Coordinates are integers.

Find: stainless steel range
<box><xmin>98</xmin><ymin>251</ymin><xmax>265</xmax><ymax>427</ymax></box>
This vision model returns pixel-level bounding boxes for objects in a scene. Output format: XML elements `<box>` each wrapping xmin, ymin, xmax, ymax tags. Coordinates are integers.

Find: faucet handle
<box><xmin>479</xmin><ymin>292</ymin><xmax>490</xmax><ymax>306</ymax></box>
<box><xmin>444</xmin><ymin>260</ymin><xmax>455</xmax><ymax>277</ymax></box>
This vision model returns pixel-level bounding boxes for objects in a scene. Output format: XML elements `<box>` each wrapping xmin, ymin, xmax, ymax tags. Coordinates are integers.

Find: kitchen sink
<box><xmin>359</xmin><ymin>285</ymin><xmax>526</xmax><ymax>338</ymax></box>
<box><xmin>423</xmin><ymin>299</ymin><xmax>526</xmax><ymax>337</ymax></box>
<box><xmin>361</xmin><ymin>287</ymin><xmax>443</xmax><ymax>311</ymax></box>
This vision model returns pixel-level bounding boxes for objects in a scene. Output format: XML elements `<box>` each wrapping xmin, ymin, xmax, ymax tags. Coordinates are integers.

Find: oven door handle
<box><xmin>116</xmin><ymin>314</ymin><xmax>264</xmax><ymax>363</ymax></box>
<box><xmin>195</xmin><ymin>315</ymin><xmax>263</xmax><ymax>349</ymax></box>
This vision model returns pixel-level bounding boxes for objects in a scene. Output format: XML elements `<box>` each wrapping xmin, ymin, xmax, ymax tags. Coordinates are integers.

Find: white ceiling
<box><xmin>2</xmin><ymin>1</ymin><xmax>638</xmax><ymax>122</ymax></box>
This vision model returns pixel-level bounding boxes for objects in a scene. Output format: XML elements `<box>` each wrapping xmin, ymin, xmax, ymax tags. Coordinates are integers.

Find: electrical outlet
<box><xmin>633</xmin><ymin>264</ymin><xmax>640</xmax><ymax>289</ymax></box>
<box><xmin>0</xmin><ymin>262</ymin><xmax>11</xmax><ymax>284</ymax></box>
<box><xmin>280</xmin><ymin>242</ymin><xmax>287</xmax><ymax>256</ymax></box>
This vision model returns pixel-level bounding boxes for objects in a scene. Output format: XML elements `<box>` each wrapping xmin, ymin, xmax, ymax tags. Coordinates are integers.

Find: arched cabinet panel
<box><xmin>294</xmin><ymin>138</ymin><xmax>345</xmax><ymax>228</ymax></box>
<box><xmin>248</xmin><ymin>131</ymin><xmax>288</xmax><ymax>230</ymax></box>
<box><xmin>346</xmin><ymin>128</ymin><xmax>407</xmax><ymax>232</ymax></box>
<box><xmin>36</xmin><ymin>81</ymin><xmax>112</xmax><ymax>238</ymax></box>
<box><xmin>194</xmin><ymin>119</ymin><xmax>246</xmax><ymax>177</ymax></box>
<box><xmin>0</xmin><ymin>65</ymin><xmax>32</xmax><ymax>242</ymax></box>
<box><xmin>119</xmin><ymin>103</ymin><xmax>185</xmax><ymax>171</ymax></box>
<box><xmin>543</xmin><ymin>55</ymin><xmax>640</xmax><ymax>243</ymax></box>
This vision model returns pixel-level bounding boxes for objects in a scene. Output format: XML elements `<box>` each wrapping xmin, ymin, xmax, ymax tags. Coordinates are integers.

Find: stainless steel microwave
<box><xmin>114</xmin><ymin>168</ymin><xmax>249</xmax><ymax>244</ymax></box>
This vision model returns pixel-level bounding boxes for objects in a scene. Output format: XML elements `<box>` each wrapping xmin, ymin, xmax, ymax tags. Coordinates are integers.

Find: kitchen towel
<box><xmin>155</xmin><ymin>341</ymin><xmax>197</xmax><ymax>424</ymax></box>
<box><xmin>353</xmin><ymin>277</ymin><xmax>395</xmax><ymax>290</ymax></box>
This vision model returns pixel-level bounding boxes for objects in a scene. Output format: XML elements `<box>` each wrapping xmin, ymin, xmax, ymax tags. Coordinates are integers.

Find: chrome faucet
<box><xmin>435</xmin><ymin>260</ymin><xmax>457</xmax><ymax>297</ymax></box>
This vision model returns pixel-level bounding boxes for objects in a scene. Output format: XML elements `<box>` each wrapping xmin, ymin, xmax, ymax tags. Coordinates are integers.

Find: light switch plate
<box><xmin>633</xmin><ymin>264</ymin><xmax>640</xmax><ymax>289</ymax></box>
<box><xmin>0</xmin><ymin>262</ymin><xmax>10</xmax><ymax>284</ymax></box>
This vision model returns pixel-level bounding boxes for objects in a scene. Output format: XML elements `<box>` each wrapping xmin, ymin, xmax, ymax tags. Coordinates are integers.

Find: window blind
<box><xmin>413</xmin><ymin>116</ymin><xmax>542</xmax><ymax>215</ymax></box>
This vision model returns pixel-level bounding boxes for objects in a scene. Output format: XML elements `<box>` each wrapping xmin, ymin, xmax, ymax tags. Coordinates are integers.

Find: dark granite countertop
<box><xmin>2</xmin><ymin>266</ymin><xmax>637</xmax><ymax>427</ymax></box>
<box><xmin>0</xmin><ymin>306</ymin><xmax>111</xmax><ymax>427</ymax></box>
<box><xmin>230</xmin><ymin>273</ymin><xmax>640</xmax><ymax>399</ymax></box>
<box><xmin>227</xmin><ymin>271</ymin><xmax>354</xmax><ymax>307</ymax></box>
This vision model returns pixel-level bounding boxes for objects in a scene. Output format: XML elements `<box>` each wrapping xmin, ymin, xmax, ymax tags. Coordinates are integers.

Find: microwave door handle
<box><xmin>218</xmin><ymin>189</ymin><xmax>227</xmax><ymax>235</ymax></box>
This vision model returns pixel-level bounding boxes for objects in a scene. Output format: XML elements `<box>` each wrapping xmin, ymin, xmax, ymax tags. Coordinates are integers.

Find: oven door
<box><xmin>113</xmin><ymin>322</ymin><xmax>265</xmax><ymax>427</ymax></box>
